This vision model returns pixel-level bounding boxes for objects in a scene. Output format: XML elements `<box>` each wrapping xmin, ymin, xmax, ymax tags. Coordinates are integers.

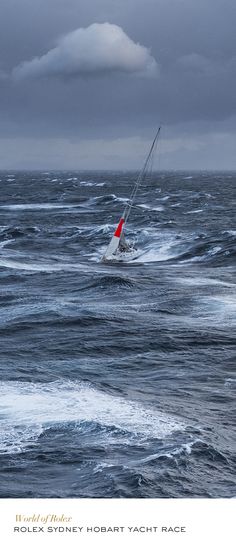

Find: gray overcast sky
<box><xmin>0</xmin><ymin>0</ymin><xmax>236</xmax><ymax>169</ymax></box>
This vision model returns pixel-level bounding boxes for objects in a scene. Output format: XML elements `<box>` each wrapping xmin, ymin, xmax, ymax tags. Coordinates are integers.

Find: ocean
<box><xmin>0</xmin><ymin>170</ymin><xmax>235</xmax><ymax>498</ymax></box>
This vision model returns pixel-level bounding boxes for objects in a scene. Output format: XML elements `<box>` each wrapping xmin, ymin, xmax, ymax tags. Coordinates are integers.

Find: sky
<box><xmin>0</xmin><ymin>0</ymin><xmax>236</xmax><ymax>170</ymax></box>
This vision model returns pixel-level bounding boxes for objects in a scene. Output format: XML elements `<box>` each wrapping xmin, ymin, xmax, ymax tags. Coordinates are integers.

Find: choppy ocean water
<box><xmin>0</xmin><ymin>170</ymin><xmax>235</xmax><ymax>498</ymax></box>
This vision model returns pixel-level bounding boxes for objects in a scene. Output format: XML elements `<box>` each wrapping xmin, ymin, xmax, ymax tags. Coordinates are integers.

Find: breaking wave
<box><xmin>0</xmin><ymin>380</ymin><xmax>184</xmax><ymax>454</ymax></box>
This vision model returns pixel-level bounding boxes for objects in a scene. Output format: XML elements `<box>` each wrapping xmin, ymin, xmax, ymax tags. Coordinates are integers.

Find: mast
<box><xmin>102</xmin><ymin>127</ymin><xmax>161</xmax><ymax>261</ymax></box>
<box><xmin>122</xmin><ymin>126</ymin><xmax>161</xmax><ymax>224</ymax></box>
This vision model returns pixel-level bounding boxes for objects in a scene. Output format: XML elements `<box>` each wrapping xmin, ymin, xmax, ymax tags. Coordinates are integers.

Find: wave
<box><xmin>0</xmin><ymin>240</ymin><xmax>14</xmax><ymax>249</ymax></box>
<box><xmin>0</xmin><ymin>226</ymin><xmax>40</xmax><ymax>239</ymax></box>
<box><xmin>0</xmin><ymin>256</ymin><xmax>92</xmax><ymax>273</ymax></box>
<box><xmin>136</xmin><ymin>440</ymin><xmax>200</xmax><ymax>465</ymax></box>
<box><xmin>177</xmin><ymin>276</ymin><xmax>234</xmax><ymax>288</ymax></box>
<box><xmin>225</xmin><ymin>378</ymin><xmax>236</xmax><ymax>388</ymax></box>
<box><xmin>0</xmin><ymin>380</ymin><xmax>184</xmax><ymax>454</ymax></box>
<box><xmin>134</xmin><ymin>242</ymin><xmax>180</xmax><ymax>263</ymax></box>
<box><xmin>136</xmin><ymin>439</ymin><xmax>230</xmax><ymax>468</ymax></box>
<box><xmin>223</xmin><ymin>230</ymin><xmax>236</xmax><ymax>236</ymax></box>
<box><xmin>84</xmin><ymin>274</ymin><xmax>136</xmax><ymax>290</ymax></box>
<box><xmin>2</xmin><ymin>228</ymin><xmax>233</xmax><ymax>270</ymax></box>
<box><xmin>179</xmin><ymin>238</ymin><xmax>236</xmax><ymax>265</ymax></box>
<box><xmin>137</xmin><ymin>204</ymin><xmax>164</xmax><ymax>212</ymax></box>
<box><xmin>0</xmin><ymin>258</ymin><xmax>64</xmax><ymax>272</ymax></box>
<box><xmin>199</xmin><ymin>295</ymin><xmax>236</xmax><ymax>321</ymax></box>
<box><xmin>117</xmin><ymin>230</ymin><xmax>236</xmax><ymax>266</ymax></box>
<box><xmin>92</xmin><ymin>194</ymin><xmax>129</xmax><ymax>206</ymax></box>
<box><xmin>0</xmin><ymin>203</ymin><xmax>83</xmax><ymax>211</ymax></box>
<box><xmin>118</xmin><ymin>230</ymin><xmax>189</xmax><ymax>264</ymax></box>
<box><xmin>79</xmin><ymin>180</ymin><xmax>106</xmax><ymax>187</ymax></box>
<box><xmin>185</xmin><ymin>209</ymin><xmax>204</xmax><ymax>214</ymax></box>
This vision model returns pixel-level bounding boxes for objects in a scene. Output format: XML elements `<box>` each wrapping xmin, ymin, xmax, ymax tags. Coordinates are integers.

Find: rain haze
<box><xmin>0</xmin><ymin>0</ymin><xmax>236</xmax><ymax>170</ymax></box>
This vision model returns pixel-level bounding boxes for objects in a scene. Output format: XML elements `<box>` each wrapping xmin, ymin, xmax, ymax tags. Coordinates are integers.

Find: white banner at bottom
<box><xmin>0</xmin><ymin>499</ymin><xmax>234</xmax><ymax>546</ymax></box>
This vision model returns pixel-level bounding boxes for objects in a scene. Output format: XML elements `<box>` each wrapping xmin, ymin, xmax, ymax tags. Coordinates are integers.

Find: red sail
<box><xmin>114</xmin><ymin>218</ymin><xmax>125</xmax><ymax>238</ymax></box>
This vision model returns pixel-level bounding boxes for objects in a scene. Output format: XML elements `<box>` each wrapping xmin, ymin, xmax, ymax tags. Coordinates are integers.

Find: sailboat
<box><xmin>102</xmin><ymin>126</ymin><xmax>161</xmax><ymax>262</ymax></box>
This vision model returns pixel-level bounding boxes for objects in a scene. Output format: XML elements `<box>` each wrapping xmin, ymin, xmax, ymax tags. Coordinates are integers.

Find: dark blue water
<box><xmin>0</xmin><ymin>171</ymin><xmax>235</xmax><ymax>498</ymax></box>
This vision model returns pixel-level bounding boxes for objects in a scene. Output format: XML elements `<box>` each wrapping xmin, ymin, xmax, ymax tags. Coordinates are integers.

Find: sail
<box><xmin>102</xmin><ymin>127</ymin><xmax>161</xmax><ymax>261</ymax></box>
<box><xmin>102</xmin><ymin>217</ymin><xmax>125</xmax><ymax>260</ymax></box>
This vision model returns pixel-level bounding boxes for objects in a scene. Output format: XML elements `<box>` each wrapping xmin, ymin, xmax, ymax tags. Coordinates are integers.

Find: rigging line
<box><xmin>123</xmin><ymin>126</ymin><xmax>161</xmax><ymax>223</ymax></box>
<box><xmin>144</xmin><ymin>131</ymin><xmax>159</xmax><ymax>179</ymax></box>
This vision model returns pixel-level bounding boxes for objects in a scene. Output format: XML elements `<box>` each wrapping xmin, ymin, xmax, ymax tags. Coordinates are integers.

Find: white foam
<box><xmin>0</xmin><ymin>380</ymin><xmax>184</xmax><ymax>453</ymax></box>
<box><xmin>185</xmin><ymin>209</ymin><xmax>203</xmax><ymax>214</ymax></box>
<box><xmin>0</xmin><ymin>240</ymin><xmax>14</xmax><ymax>249</ymax></box>
<box><xmin>207</xmin><ymin>294</ymin><xmax>236</xmax><ymax>312</ymax></box>
<box><xmin>194</xmin><ymin>295</ymin><xmax>236</xmax><ymax>323</ymax></box>
<box><xmin>134</xmin><ymin>240</ymin><xmax>179</xmax><ymax>263</ymax></box>
<box><xmin>172</xmin><ymin>442</ymin><xmax>194</xmax><ymax>456</ymax></box>
<box><xmin>0</xmin><ymin>257</ymin><xmax>91</xmax><ymax>273</ymax></box>
<box><xmin>131</xmin><ymin>440</ymin><xmax>200</xmax><ymax>466</ymax></box>
<box><xmin>177</xmin><ymin>277</ymin><xmax>234</xmax><ymax>288</ymax></box>
<box><xmin>0</xmin><ymin>203</ymin><xmax>82</xmax><ymax>211</ymax></box>
<box><xmin>96</xmin><ymin>230</ymin><xmax>183</xmax><ymax>265</ymax></box>
<box><xmin>207</xmin><ymin>246</ymin><xmax>222</xmax><ymax>256</ymax></box>
<box><xmin>80</xmin><ymin>180</ymin><xmax>105</xmax><ymax>187</ymax></box>
<box><xmin>224</xmin><ymin>378</ymin><xmax>236</xmax><ymax>387</ymax></box>
<box><xmin>0</xmin><ymin>258</ymin><xmax>61</xmax><ymax>272</ymax></box>
<box><xmin>112</xmin><ymin>248</ymin><xmax>139</xmax><ymax>263</ymax></box>
<box><xmin>138</xmin><ymin>204</ymin><xmax>164</xmax><ymax>212</ymax></box>
<box><xmin>223</xmin><ymin>230</ymin><xmax>236</xmax><ymax>236</ymax></box>
<box><xmin>115</xmin><ymin>196</ymin><xmax>129</xmax><ymax>204</ymax></box>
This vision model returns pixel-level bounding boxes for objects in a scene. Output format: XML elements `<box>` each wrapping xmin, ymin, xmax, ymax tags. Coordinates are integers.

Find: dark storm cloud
<box><xmin>0</xmin><ymin>0</ymin><xmax>236</xmax><ymax>168</ymax></box>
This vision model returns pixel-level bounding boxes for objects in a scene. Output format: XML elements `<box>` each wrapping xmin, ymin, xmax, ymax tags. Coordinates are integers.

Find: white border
<box><xmin>0</xmin><ymin>499</ymin><xmax>235</xmax><ymax>545</ymax></box>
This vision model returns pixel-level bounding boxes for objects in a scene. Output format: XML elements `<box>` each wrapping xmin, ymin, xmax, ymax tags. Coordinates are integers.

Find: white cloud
<box><xmin>12</xmin><ymin>22</ymin><xmax>158</xmax><ymax>80</ymax></box>
<box><xmin>176</xmin><ymin>53</ymin><xmax>212</xmax><ymax>73</ymax></box>
<box><xmin>176</xmin><ymin>53</ymin><xmax>236</xmax><ymax>78</ymax></box>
